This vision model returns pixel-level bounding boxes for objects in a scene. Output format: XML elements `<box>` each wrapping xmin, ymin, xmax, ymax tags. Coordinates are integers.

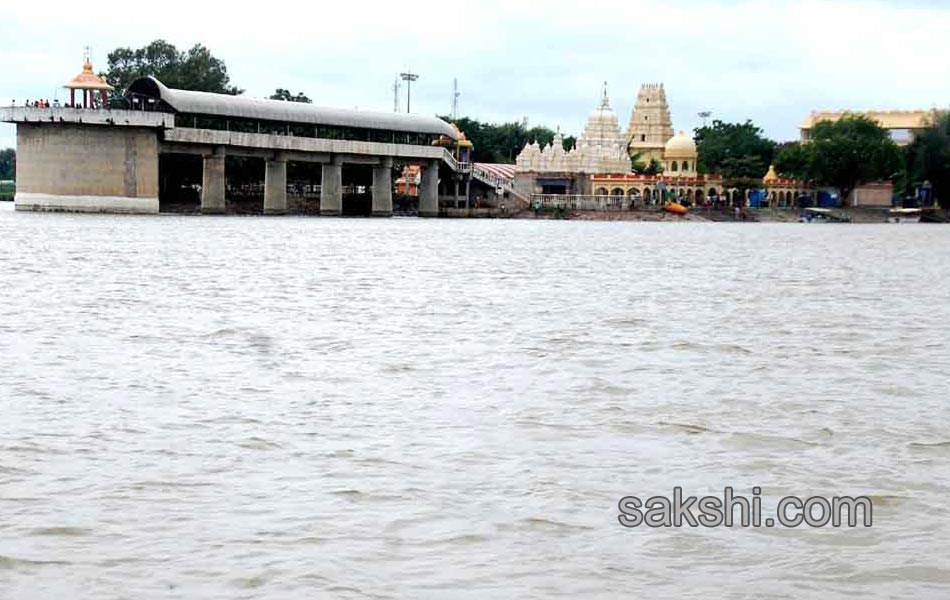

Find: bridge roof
<box><xmin>127</xmin><ymin>77</ymin><xmax>457</xmax><ymax>139</ymax></box>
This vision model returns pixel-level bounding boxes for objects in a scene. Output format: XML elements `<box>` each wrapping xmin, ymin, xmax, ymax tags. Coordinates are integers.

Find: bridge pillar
<box><xmin>419</xmin><ymin>159</ymin><xmax>440</xmax><ymax>218</ymax></box>
<box><xmin>264</xmin><ymin>157</ymin><xmax>287</xmax><ymax>215</ymax></box>
<box><xmin>321</xmin><ymin>156</ymin><xmax>343</xmax><ymax>216</ymax></box>
<box><xmin>372</xmin><ymin>157</ymin><xmax>393</xmax><ymax>217</ymax></box>
<box><xmin>201</xmin><ymin>147</ymin><xmax>226</xmax><ymax>214</ymax></box>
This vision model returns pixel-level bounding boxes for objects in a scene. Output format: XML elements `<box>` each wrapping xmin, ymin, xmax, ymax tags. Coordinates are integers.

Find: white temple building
<box><xmin>515</xmin><ymin>84</ymin><xmax>630</xmax><ymax>175</ymax></box>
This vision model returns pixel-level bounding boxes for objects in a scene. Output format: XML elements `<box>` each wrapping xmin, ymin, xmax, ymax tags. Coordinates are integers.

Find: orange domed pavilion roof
<box><xmin>65</xmin><ymin>60</ymin><xmax>114</xmax><ymax>91</ymax></box>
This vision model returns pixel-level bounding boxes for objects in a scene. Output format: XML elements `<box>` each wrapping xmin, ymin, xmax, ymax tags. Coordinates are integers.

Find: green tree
<box><xmin>104</xmin><ymin>40</ymin><xmax>243</xmax><ymax>99</ymax></box>
<box><xmin>270</xmin><ymin>89</ymin><xmax>312</xmax><ymax>103</ymax></box>
<box><xmin>694</xmin><ymin>120</ymin><xmax>777</xmax><ymax>194</ymax></box>
<box><xmin>904</xmin><ymin>111</ymin><xmax>950</xmax><ymax>207</ymax></box>
<box><xmin>0</xmin><ymin>148</ymin><xmax>14</xmax><ymax>180</ymax></box>
<box><xmin>803</xmin><ymin>115</ymin><xmax>903</xmax><ymax>206</ymax></box>
<box><xmin>774</xmin><ymin>141</ymin><xmax>811</xmax><ymax>180</ymax></box>
<box><xmin>631</xmin><ymin>155</ymin><xmax>663</xmax><ymax>175</ymax></box>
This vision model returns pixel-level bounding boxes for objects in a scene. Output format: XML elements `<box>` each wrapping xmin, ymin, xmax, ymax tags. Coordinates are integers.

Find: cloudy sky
<box><xmin>1</xmin><ymin>0</ymin><xmax>949</xmax><ymax>150</ymax></box>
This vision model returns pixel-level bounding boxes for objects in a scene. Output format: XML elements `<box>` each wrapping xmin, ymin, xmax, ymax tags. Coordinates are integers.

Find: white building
<box><xmin>515</xmin><ymin>84</ymin><xmax>630</xmax><ymax>175</ymax></box>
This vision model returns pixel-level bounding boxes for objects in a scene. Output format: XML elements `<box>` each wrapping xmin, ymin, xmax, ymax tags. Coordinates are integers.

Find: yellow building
<box><xmin>662</xmin><ymin>131</ymin><xmax>698</xmax><ymax>177</ymax></box>
<box><xmin>800</xmin><ymin>110</ymin><xmax>940</xmax><ymax>146</ymax></box>
<box><xmin>625</xmin><ymin>84</ymin><xmax>674</xmax><ymax>164</ymax></box>
<box><xmin>761</xmin><ymin>165</ymin><xmax>812</xmax><ymax>208</ymax></box>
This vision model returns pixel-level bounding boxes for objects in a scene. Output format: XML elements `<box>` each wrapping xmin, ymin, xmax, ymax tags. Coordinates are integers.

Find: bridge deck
<box><xmin>1</xmin><ymin>106</ymin><xmax>174</xmax><ymax>128</ymax></box>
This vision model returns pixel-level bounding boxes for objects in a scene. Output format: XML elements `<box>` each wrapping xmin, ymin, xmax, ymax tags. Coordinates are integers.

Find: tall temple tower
<box><xmin>625</xmin><ymin>83</ymin><xmax>675</xmax><ymax>164</ymax></box>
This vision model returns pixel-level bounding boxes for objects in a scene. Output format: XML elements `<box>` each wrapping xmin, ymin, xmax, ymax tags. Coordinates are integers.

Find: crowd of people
<box><xmin>12</xmin><ymin>99</ymin><xmax>98</xmax><ymax>109</ymax></box>
<box><xmin>15</xmin><ymin>99</ymin><xmax>58</xmax><ymax>108</ymax></box>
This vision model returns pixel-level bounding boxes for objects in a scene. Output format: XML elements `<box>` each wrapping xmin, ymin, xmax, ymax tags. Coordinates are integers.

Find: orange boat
<box><xmin>664</xmin><ymin>201</ymin><xmax>688</xmax><ymax>215</ymax></box>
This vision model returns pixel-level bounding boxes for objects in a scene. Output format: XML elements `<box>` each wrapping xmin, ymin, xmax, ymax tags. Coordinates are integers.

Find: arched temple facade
<box><xmin>761</xmin><ymin>165</ymin><xmax>814</xmax><ymax>208</ymax></box>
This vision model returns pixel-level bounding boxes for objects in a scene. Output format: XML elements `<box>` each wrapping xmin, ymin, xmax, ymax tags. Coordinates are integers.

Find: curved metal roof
<box><xmin>127</xmin><ymin>77</ymin><xmax>457</xmax><ymax>139</ymax></box>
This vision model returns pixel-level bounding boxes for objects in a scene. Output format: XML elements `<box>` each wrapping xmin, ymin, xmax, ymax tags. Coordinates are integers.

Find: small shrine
<box><xmin>64</xmin><ymin>48</ymin><xmax>113</xmax><ymax>108</ymax></box>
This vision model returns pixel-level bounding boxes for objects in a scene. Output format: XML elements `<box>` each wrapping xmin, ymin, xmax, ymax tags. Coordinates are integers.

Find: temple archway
<box><xmin>595</xmin><ymin>187</ymin><xmax>609</xmax><ymax>196</ymax></box>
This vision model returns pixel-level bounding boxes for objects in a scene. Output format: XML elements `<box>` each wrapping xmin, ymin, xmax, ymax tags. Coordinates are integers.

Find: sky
<box><xmin>2</xmin><ymin>0</ymin><xmax>949</xmax><ymax>150</ymax></box>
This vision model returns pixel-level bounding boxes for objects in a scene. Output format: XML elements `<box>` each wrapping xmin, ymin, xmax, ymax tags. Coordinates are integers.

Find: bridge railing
<box><xmin>471</xmin><ymin>165</ymin><xmax>530</xmax><ymax>208</ymax></box>
<box><xmin>441</xmin><ymin>148</ymin><xmax>459</xmax><ymax>172</ymax></box>
<box><xmin>471</xmin><ymin>164</ymin><xmax>510</xmax><ymax>190</ymax></box>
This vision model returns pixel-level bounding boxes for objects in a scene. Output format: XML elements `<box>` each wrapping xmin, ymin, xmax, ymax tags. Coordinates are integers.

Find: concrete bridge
<box><xmin>1</xmin><ymin>77</ymin><xmax>466</xmax><ymax>216</ymax></box>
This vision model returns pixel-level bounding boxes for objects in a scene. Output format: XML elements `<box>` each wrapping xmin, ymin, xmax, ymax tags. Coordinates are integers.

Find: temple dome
<box><xmin>515</xmin><ymin>83</ymin><xmax>630</xmax><ymax>175</ymax></box>
<box><xmin>586</xmin><ymin>105</ymin><xmax>620</xmax><ymax>126</ymax></box>
<box><xmin>664</xmin><ymin>130</ymin><xmax>696</xmax><ymax>158</ymax></box>
<box><xmin>763</xmin><ymin>164</ymin><xmax>779</xmax><ymax>182</ymax></box>
<box><xmin>65</xmin><ymin>59</ymin><xmax>114</xmax><ymax>91</ymax></box>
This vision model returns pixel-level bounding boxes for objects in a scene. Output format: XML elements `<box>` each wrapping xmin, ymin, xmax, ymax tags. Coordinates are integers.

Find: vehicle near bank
<box><xmin>664</xmin><ymin>200</ymin><xmax>688</xmax><ymax>215</ymax></box>
<box><xmin>887</xmin><ymin>208</ymin><xmax>922</xmax><ymax>223</ymax></box>
<box><xmin>800</xmin><ymin>207</ymin><xmax>851</xmax><ymax>223</ymax></box>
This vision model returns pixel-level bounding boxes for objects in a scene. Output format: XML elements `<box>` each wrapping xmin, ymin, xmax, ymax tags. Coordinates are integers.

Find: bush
<box><xmin>0</xmin><ymin>181</ymin><xmax>15</xmax><ymax>201</ymax></box>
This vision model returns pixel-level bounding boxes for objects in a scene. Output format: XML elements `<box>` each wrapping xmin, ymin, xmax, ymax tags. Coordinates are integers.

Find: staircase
<box><xmin>470</xmin><ymin>163</ymin><xmax>529</xmax><ymax>208</ymax></box>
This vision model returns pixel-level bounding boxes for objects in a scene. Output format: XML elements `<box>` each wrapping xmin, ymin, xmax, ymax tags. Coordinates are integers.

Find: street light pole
<box><xmin>400</xmin><ymin>70</ymin><xmax>419</xmax><ymax>113</ymax></box>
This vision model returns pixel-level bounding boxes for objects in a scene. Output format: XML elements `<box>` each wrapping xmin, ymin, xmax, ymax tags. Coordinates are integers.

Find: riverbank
<box><xmin>516</xmin><ymin>209</ymin><xmax>711</xmax><ymax>222</ymax></box>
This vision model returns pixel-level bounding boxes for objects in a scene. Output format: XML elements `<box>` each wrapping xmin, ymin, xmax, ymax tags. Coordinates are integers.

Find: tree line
<box><xmin>690</xmin><ymin>114</ymin><xmax>948</xmax><ymax>206</ymax></box>
<box><xmin>0</xmin><ymin>148</ymin><xmax>14</xmax><ymax>181</ymax></box>
<box><xmin>444</xmin><ymin>117</ymin><xmax>575</xmax><ymax>164</ymax></box>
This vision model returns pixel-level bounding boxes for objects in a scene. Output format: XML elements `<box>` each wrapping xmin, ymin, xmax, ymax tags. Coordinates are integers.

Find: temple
<box><xmin>625</xmin><ymin>83</ymin><xmax>675</xmax><ymax>164</ymax></box>
<box><xmin>514</xmin><ymin>82</ymin><xmax>722</xmax><ymax>204</ymax></box>
<box><xmin>65</xmin><ymin>49</ymin><xmax>113</xmax><ymax>108</ymax></box>
<box><xmin>515</xmin><ymin>84</ymin><xmax>629</xmax><ymax>174</ymax></box>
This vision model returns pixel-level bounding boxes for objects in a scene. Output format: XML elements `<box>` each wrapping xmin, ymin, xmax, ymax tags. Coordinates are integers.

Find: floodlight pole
<box><xmin>400</xmin><ymin>70</ymin><xmax>419</xmax><ymax>113</ymax></box>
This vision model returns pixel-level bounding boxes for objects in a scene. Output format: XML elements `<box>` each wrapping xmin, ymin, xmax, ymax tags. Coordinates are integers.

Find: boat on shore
<box><xmin>887</xmin><ymin>208</ymin><xmax>922</xmax><ymax>223</ymax></box>
<box><xmin>664</xmin><ymin>201</ymin><xmax>688</xmax><ymax>215</ymax></box>
<box><xmin>800</xmin><ymin>207</ymin><xmax>851</xmax><ymax>223</ymax></box>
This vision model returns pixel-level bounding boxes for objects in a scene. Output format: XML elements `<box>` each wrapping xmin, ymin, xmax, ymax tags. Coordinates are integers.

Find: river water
<box><xmin>1</xmin><ymin>203</ymin><xmax>949</xmax><ymax>599</ymax></box>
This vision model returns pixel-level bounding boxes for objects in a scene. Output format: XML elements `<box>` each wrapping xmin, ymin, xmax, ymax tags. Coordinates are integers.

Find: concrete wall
<box><xmin>15</xmin><ymin>124</ymin><xmax>159</xmax><ymax>213</ymax></box>
<box><xmin>850</xmin><ymin>183</ymin><xmax>894</xmax><ymax>208</ymax></box>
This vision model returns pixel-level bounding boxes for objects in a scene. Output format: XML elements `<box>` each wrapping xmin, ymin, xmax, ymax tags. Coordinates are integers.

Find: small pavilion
<box><xmin>64</xmin><ymin>52</ymin><xmax>113</xmax><ymax>108</ymax></box>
